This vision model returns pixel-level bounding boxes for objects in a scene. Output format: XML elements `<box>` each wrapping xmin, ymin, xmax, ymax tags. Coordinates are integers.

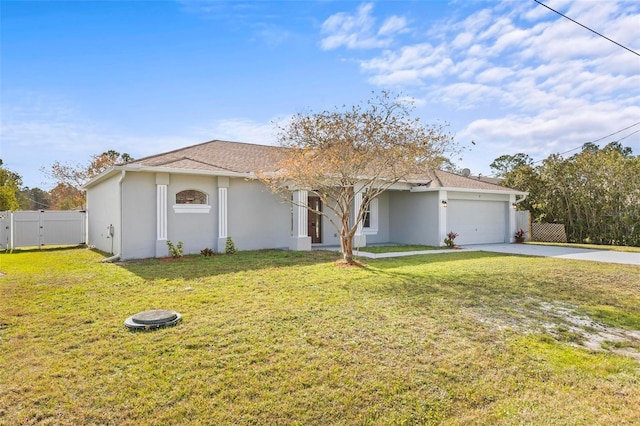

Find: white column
<box><xmin>155</xmin><ymin>173</ymin><xmax>170</xmax><ymax>257</ymax></box>
<box><xmin>295</xmin><ymin>190</ymin><xmax>307</xmax><ymax>237</ymax></box>
<box><xmin>289</xmin><ymin>189</ymin><xmax>311</xmax><ymax>250</ymax></box>
<box><xmin>508</xmin><ymin>194</ymin><xmax>516</xmax><ymax>243</ymax></box>
<box><xmin>217</xmin><ymin>176</ymin><xmax>230</xmax><ymax>252</ymax></box>
<box><xmin>157</xmin><ymin>185</ymin><xmax>167</xmax><ymax>241</ymax></box>
<box><xmin>353</xmin><ymin>185</ymin><xmax>366</xmax><ymax>248</ymax></box>
<box><xmin>439</xmin><ymin>190</ymin><xmax>448</xmax><ymax>246</ymax></box>
<box><xmin>218</xmin><ymin>187</ymin><xmax>228</xmax><ymax>239</ymax></box>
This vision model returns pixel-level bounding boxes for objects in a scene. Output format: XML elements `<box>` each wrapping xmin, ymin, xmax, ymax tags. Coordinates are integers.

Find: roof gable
<box><xmin>85</xmin><ymin>139</ymin><xmax>522</xmax><ymax>194</ymax></box>
<box><xmin>130</xmin><ymin>140</ymin><xmax>283</xmax><ymax>174</ymax></box>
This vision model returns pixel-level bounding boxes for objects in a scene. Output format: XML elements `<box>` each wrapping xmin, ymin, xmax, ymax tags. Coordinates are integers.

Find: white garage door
<box><xmin>447</xmin><ymin>200</ymin><xmax>507</xmax><ymax>245</ymax></box>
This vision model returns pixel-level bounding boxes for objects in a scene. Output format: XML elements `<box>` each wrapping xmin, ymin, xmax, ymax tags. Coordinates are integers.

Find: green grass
<box><xmin>1</xmin><ymin>247</ymin><xmax>639</xmax><ymax>425</ymax></box>
<box><xmin>356</xmin><ymin>244</ymin><xmax>440</xmax><ymax>253</ymax></box>
<box><xmin>527</xmin><ymin>241</ymin><xmax>640</xmax><ymax>253</ymax></box>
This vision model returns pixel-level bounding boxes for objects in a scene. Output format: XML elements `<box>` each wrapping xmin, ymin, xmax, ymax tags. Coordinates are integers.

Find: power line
<box><xmin>531</xmin><ymin>121</ymin><xmax>640</xmax><ymax>164</ymax></box>
<box><xmin>484</xmin><ymin>121</ymin><xmax>640</xmax><ymax>177</ymax></box>
<box><xmin>616</xmin><ymin>128</ymin><xmax>640</xmax><ymax>142</ymax></box>
<box><xmin>533</xmin><ymin>0</ymin><xmax>640</xmax><ymax>57</ymax></box>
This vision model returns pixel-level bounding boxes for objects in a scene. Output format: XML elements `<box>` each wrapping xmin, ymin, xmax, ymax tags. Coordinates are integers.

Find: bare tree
<box><xmin>42</xmin><ymin>151</ymin><xmax>133</xmax><ymax>210</ymax></box>
<box><xmin>262</xmin><ymin>92</ymin><xmax>457</xmax><ymax>263</ymax></box>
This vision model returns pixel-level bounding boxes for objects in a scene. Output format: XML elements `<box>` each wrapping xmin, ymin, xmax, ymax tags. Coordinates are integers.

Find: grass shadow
<box><xmin>119</xmin><ymin>249</ymin><xmax>343</xmax><ymax>280</ymax></box>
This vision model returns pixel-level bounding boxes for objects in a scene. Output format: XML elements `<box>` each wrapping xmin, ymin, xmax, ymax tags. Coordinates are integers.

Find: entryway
<box><xmin>308</xmin><ymin>196</ymin><xmax>322</xmax><ymax>244</ymax></box>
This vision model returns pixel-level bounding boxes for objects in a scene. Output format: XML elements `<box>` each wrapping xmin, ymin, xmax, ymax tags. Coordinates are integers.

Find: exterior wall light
<box><xmin>441</xmin><ymin>200</ymin><xmax>448</xmax><ymax>207</ymax></box>
<box><xmin>511</xmin><ymin>202</ymin><xmax>517</xmax><ymax>209</ymax></box>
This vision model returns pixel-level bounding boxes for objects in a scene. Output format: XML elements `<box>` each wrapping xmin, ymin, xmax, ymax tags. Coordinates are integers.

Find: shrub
<box><xmin>166</xmin><ymin>240</ymin><xmax>184</xmax><ymax>258</ymax></box>
<box><xmin>225</xmin><ymin>237</ymin><xmax>237</xmax><ymax>255</ymax></box>
<box><xmin>200</xmin><ymin>248</ymin><xmax>215</xmax><ymax>257</ymax></box>
<box><xmin>444</xmin><ymin>231</ymin><xmax>458</xmax><ymax>248</ymax></box>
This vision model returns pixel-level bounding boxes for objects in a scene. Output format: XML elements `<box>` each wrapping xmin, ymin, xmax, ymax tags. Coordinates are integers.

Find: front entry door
<box><xmin>308</xmin><ymin>196</ymin><xmax>322</xmax><ymax>244</ymax></box>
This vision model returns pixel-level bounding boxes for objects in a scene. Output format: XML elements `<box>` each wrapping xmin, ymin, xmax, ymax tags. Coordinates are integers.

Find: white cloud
<box><xmin>320</xmin><ymin>2</ymin><xmax>408</xmax><ymax>50</ymax></box>
<box><xmin>320</xmin><ymin>1</ymin><xmax>639</xmax><ymax>172</ymax></box>
<box><xmin>378</xmin><ymin>15</ymin><xmax>407</xmax><ymax>36</ymax></box>
<box><xmin>1</xmin><ymin>92</ymin><xmax>283</xmax><ymax>188</ymax></box>
<box><xmin>459</xmin><ymin>101</ymin><xmax>640</xmax><ymax>160</ymax></box>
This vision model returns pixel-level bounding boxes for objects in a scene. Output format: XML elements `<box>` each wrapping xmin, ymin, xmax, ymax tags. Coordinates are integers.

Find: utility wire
<box><xmin>533</xmin><ymin>0</ymin><xmax>640</xmax><ymax>57</ymax></box>
<box><xmin>616</xmin><ymin>128</ymin><xmax>640</xmax><ymax>142</ymax></box>
<box><xmin>484</xmin><ymin>121</ymin><xmax>640</xmax><ymax>177</ymax></box>
<box><xmin>531</xmin><ymin>121</ymin><xmax>640</xmax><ymax>163</ymax></box>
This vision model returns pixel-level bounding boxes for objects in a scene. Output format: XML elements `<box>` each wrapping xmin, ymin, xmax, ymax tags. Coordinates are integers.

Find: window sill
<box><xmin>173</xmin><ymin>205</ymin><xmax>211</xmax><ymax>214</ymax></box>
<box><xmin>363</xmin><ymin>228</ymin><xmax>378</xmax><ymax>235</ymax></box>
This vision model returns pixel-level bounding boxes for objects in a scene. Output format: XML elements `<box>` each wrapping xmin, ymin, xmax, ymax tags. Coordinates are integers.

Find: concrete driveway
<box><xmin>466</xmin><ymin>243</ymin><xmax>640</xmax><ymax>266</ymax></box>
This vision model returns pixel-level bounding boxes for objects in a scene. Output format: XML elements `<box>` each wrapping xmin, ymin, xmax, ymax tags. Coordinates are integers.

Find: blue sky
<box><xmin>2</xmin><ymin>0</ymin><xmax>639</xmax><ymax>189</ymax></box>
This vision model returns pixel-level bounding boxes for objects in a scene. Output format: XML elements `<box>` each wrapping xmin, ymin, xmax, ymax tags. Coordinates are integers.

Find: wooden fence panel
<box><xmin>531</xmin><ymin>223</ymin><xmax>567</xmax><ymax>243</ymax></box>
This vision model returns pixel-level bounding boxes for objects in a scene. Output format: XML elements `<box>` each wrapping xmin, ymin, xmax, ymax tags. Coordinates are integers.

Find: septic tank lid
<box><xmin>124</xmin><ymin>309</ymin><xmax>182</xmax><ymax>330</ymax></box>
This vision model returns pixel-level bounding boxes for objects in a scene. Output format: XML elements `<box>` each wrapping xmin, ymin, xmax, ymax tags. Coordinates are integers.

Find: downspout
<box><xmin>102</xmin><ymin>170</ymin><xmax>126</xmax><ymax>263</ymax></box>
<box><xmin>514</xmin><ymin>194</ymin><xmax>528</xmax><ymax>205</ymax></box>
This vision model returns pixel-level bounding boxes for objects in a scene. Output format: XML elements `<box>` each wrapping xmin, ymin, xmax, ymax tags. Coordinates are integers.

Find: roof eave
<box><xmin>410</xmin><ymin>186</ymin><xmax>527</xmax><ymax>195</ymax></box>
<box><xmin>82</xmin><ymin>164</ymin><xmax>256</xmax><ymax>190</ymax></box>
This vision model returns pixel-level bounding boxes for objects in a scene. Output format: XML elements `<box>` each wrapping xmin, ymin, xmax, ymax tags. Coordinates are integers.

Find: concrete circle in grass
<box><xmin>125</xmin><ymin>309</ymin><xmax>182</xmax><ymax>330</ymax></box>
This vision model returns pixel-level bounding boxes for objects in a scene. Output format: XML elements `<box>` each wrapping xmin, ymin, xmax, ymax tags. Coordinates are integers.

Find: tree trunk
<box><xmin>341</xmin><ymin>235</ymin><xmax>354</xmax><ymax>263</ymax></box>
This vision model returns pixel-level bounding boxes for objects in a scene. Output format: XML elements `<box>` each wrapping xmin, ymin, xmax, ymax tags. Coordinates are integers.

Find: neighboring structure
<box><xmin>83</xmin><ymin>140</ymin><xmax>527</xmax><ymax>260</ymax></box>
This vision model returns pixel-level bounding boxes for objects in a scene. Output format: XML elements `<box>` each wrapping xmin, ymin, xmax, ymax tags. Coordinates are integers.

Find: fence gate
<box><xmin>0</xmin><ymin>210</ymin><xmax>86</xmax><ymax>250</ymax></box>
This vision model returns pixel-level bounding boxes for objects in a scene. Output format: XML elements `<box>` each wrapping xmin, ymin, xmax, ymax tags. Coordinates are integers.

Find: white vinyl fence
<box><xmin>0</xmin><ymin>210</ymin><xmax>86</xmax><ymax>250</ymax></box>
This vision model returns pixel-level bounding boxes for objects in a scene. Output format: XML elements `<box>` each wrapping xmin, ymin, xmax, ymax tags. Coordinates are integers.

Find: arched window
<box><xmin>176</xmin><ymin>190</ymin><xmax>208</xmax><ymax>205</ymax></box>
<box><xmin>173</xmin><ymin>189</ymin><xmax>211</xmax><ymax>214</ymax></box>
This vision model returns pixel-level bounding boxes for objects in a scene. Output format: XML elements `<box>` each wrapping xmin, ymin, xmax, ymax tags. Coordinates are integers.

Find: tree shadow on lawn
<box><xmin>360</xmin><ymin>251</ymin><xmax>528</xmax><ymax>303</ymax></box>
<box><xmin>118</xmin><ymin>249</ymin><xmax>343</xmax><ymax>281</ymax></box>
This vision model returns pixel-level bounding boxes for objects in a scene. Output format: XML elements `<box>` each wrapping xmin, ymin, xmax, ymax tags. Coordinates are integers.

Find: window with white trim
<box><xmin>173</xmin><ymin>190</ymin><xmax>211</xmax><ymax>213</ymax></box>
<box><xmin>362</xmin><ymin>195</ymin><xmax>378</xmax><ymax>235</ymax></box>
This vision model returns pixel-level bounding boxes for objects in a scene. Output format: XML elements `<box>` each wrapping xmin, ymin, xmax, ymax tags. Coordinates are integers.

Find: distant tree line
<box><xmin>0</xmin><ymin>151</ymin><xmax>132</xmax><ymax>211</ymax></box>
<box><xmin>491</xmin><ymin>142</ymin><xmax>639</xmax><ymax>247</ymax></box>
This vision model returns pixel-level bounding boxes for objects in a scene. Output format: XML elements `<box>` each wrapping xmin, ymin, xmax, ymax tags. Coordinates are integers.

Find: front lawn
<box><xmin>1</xmin><ymin>248</ymin><xmax>639</xmax><ymax>424</ymax></box>
<box><xmin>356</xmin><ymin>244</ymin><xmax>440</xmax><ymax>253</ymax></box>
<box><xmin>527</xmin><ymin>241</ymin><xmax>640</xmax><ymax>253</ymax></box>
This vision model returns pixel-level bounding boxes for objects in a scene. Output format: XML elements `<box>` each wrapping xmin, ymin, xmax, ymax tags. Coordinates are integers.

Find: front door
<box><xmin>308</xmin><ymin>196</ymin><xmax>322</xmax><ymax>244</ymax></box>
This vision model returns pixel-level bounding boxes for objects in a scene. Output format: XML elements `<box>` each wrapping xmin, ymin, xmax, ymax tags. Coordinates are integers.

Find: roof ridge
<box><xmin>435</xmin><ymin>169</ymin><xmax>508</xmax><ymax>190</ymax></box>
<box><xmin>130</xmin><ymin>139</ymin><xmax>282</xmax><ymax>165</ymax></box>
<box><xmin>130</xmin><ymin>140</ymin><xmax>222</xmax><ymax>164</ymax></box>
<box><xmin>181</xmin><ymin>156</ymin><xmax>241</xmax><ymax>173</ymax></box>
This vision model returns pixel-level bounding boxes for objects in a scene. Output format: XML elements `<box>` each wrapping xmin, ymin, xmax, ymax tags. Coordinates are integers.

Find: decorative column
<box><xmin>438</xmin><ymin>190</ymin><xmax>448</xmax><ymax>246</ymax></box>
<box><xmin>217</xmin><ymin>176</ymin><xmax>229</xmax><ymax>253</ymax></box>
<box><xmin>508</xmin><ymin>194</ymin><xmax>517</xmax><ymax>243</ymax></box>
<box><xmin>289</xmin><ymin>189</ymin><xmax>311</xmax><ymax>251</ymax></box>
<box><xmin>353</xmin><ymin>184</ymin><xmax>366</xmax><ymax>248</ymax></box>
<box><xmin>155</xmin><ymin>173</ymin><xmax>170</xmax><ymax>257</ymax></box>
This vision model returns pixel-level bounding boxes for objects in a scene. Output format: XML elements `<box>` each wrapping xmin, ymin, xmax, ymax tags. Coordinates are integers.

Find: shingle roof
<box><xmin>127</xmin><ymin>140</ymin><xmax>519</xmax><ymax>193</ymax></box>
<box><xmin>424</xmin><ymin>169</ymin><xmax>514</xmax><ymax>192</ymax></box>
<box><xmin>130</xmin><ymin>140</ymin><xmax>283</xmax><ymax>174</ymax></box>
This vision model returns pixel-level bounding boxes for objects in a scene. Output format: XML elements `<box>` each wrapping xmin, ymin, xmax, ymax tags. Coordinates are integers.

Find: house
<box><xmin>83</xmin><ymin>140</ymin><xmax>527</xmax><ymax>260</ymax></box>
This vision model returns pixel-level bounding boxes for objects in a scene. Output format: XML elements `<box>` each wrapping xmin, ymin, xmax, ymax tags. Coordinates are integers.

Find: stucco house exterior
<box><xmin>83</xmin><ymin>140</ymin><xmax>527</xmax><ymax>260</ymax></box>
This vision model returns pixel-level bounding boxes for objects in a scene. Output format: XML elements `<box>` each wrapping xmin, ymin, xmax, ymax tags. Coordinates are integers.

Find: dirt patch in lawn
<box><xmin>470</xmin><ymin>299</ymin><xmax>640</xmax><ymax>361</ymax></box>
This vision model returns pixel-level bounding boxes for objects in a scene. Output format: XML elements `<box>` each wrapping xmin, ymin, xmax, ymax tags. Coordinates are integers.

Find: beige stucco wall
<box><xmin>389</xmin><ymin>191</ymin><xmax>440</xmax><ymax>246</ymax></box>
<box><xmin>167</xmin><ymin>174</ymin><xmax>218</xmax><ymax>255</ymax></box>
<box><xmin>121</xmin><ymin>172</ymin><xmax>157</xmax><ymax>259</ymax></box>
<box><xmin>86</xmin><ymin>172</ymin><xmax>122</xmax><ymax>255</ymax></box>
<box><xmin>227</xmin><ymin>178</ymin><xmax>291</xmax><ymax>250</ymax></box>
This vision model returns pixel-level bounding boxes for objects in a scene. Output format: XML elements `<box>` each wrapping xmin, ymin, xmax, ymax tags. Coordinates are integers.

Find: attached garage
<box><xmin>447</xmin><ymin>198</ymin><xmax>509</xmax><ymax>245</ymax></box>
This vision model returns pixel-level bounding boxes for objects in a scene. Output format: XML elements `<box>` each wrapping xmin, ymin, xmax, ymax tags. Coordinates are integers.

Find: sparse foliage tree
<box><xmin>490</xmin><ymin>153</ymin><xmax>534</xmax><ymax>177</ymax></box>
<box><xmin>494</xmin><ymin>142</ymin><xmax>639</xmax><ymax>246</ymax></box>
<box><xmin>262</xmin><ymin>91</ymin><xmax>457</xmax><ymax>263</ymax></box>
<box><xmin>19</xmin><ymin>187</ymin><xmax>51</xmax><ymax>210</ymax></box>
<box><xmin>0</xmin><ymin>159</ymin><xmax>22</xmax><ymax>211</ymax></box>
<box><xmin>43</xmin><ymin>150</ymin><xmax>133</xmax><ymax>210</ymax></box>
